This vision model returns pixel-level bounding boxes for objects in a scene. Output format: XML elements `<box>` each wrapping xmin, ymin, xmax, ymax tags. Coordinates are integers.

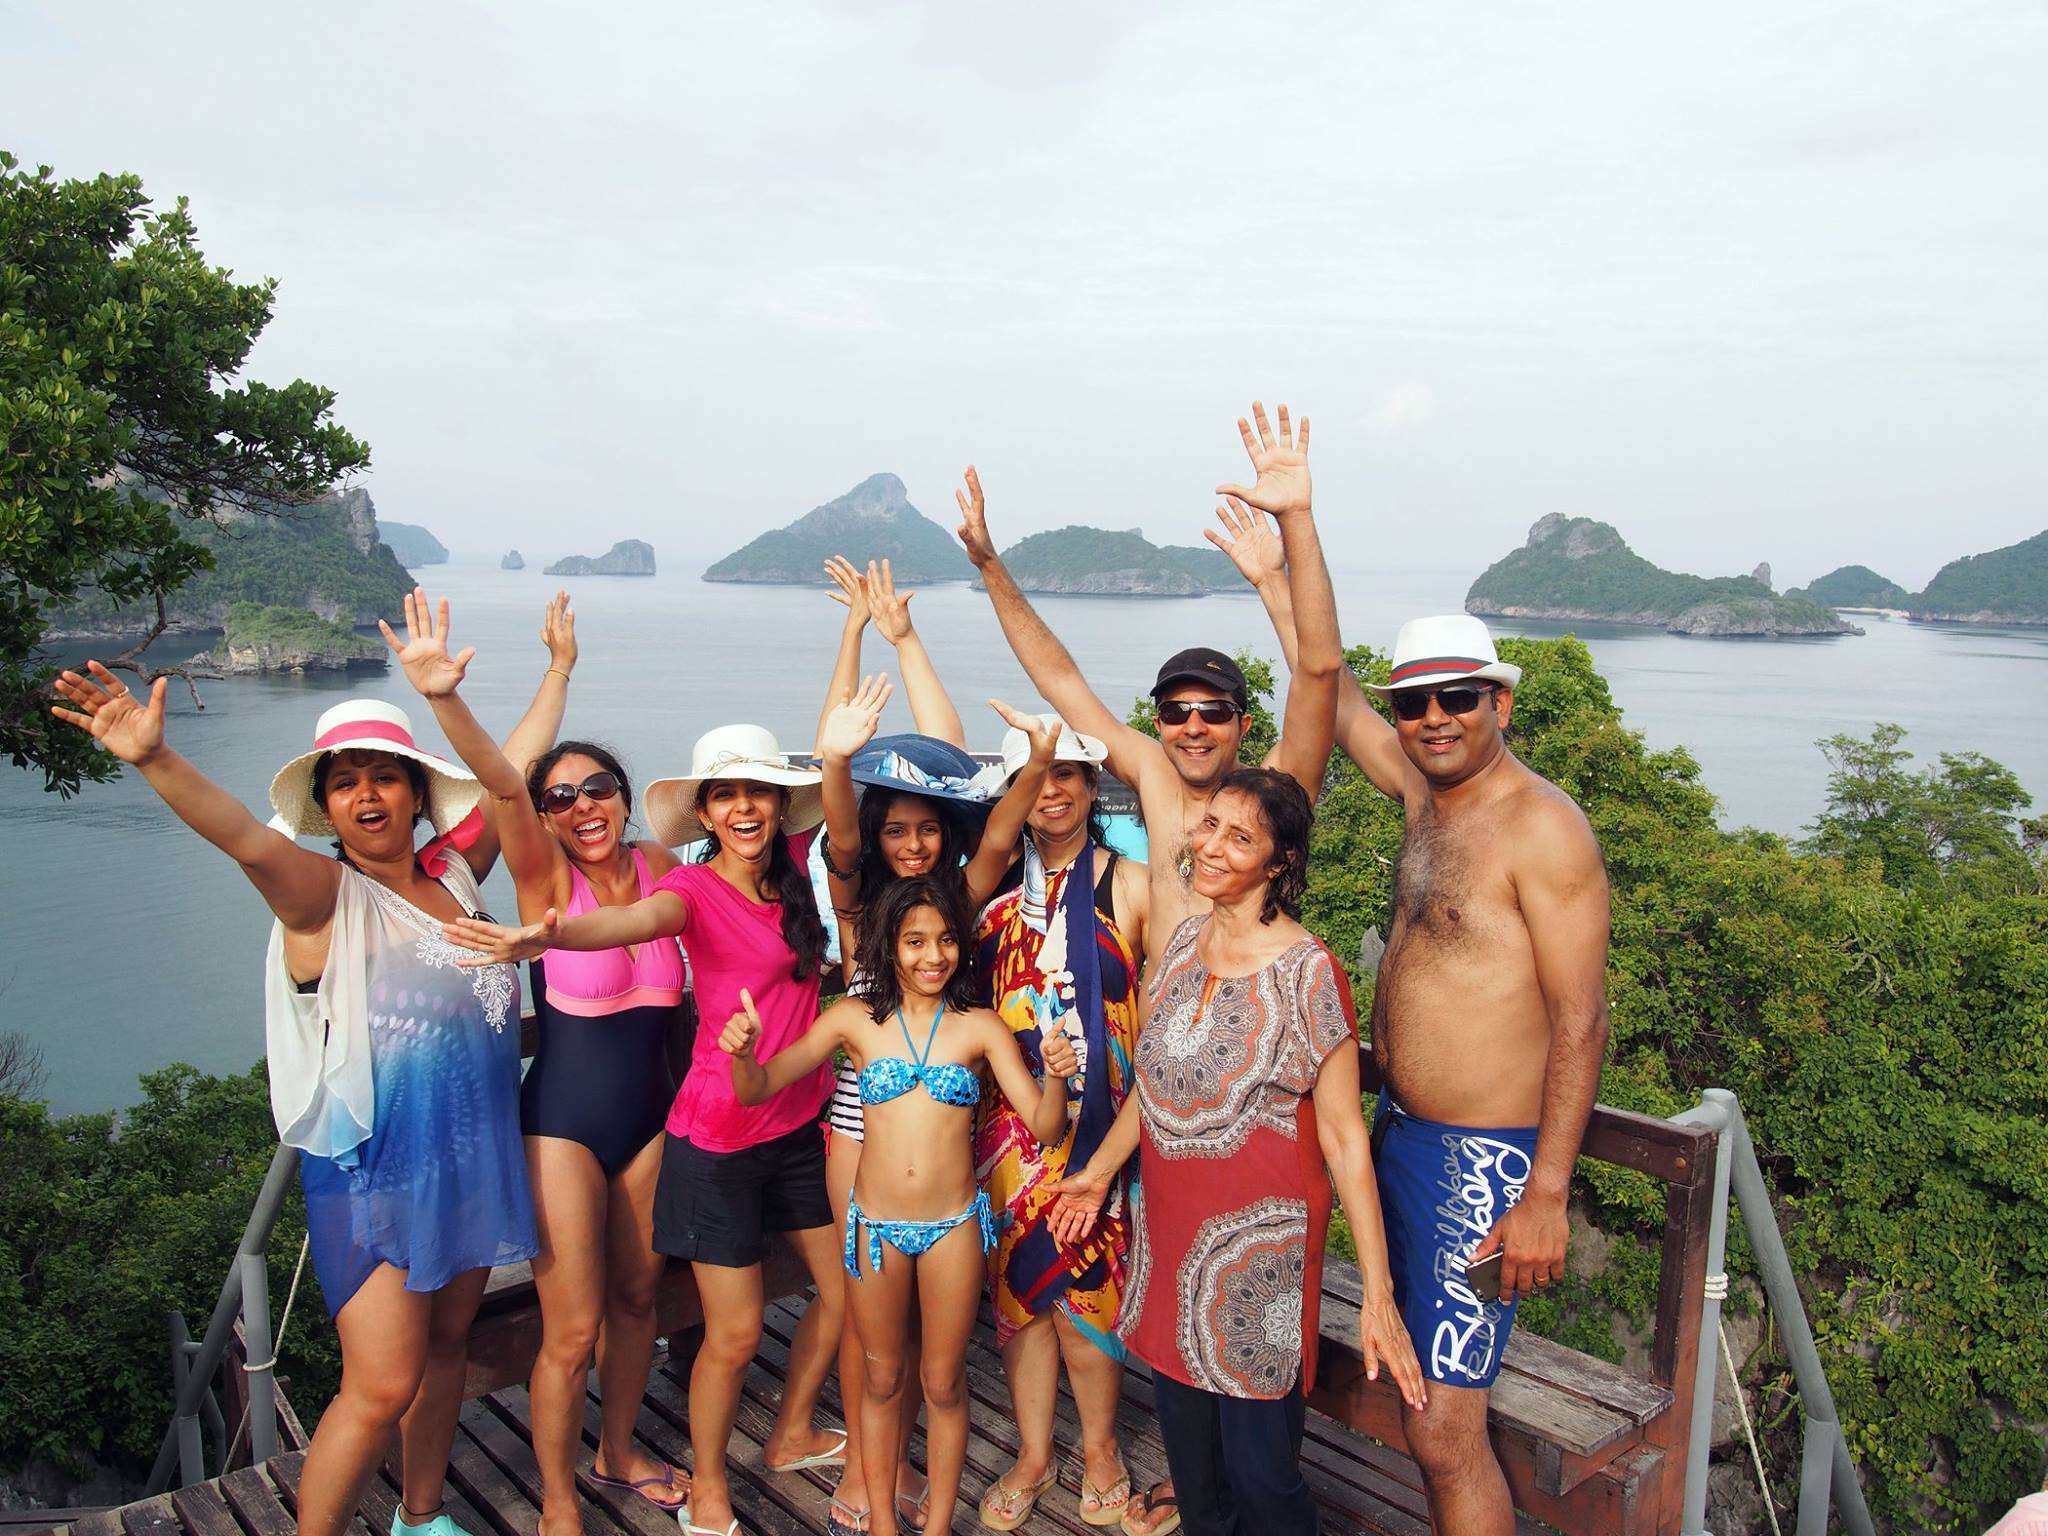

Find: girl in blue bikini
<box><xmin>719</xmin><ymin>875</ymin><xmax>1077</xmax><ymax>1536</ymax></box>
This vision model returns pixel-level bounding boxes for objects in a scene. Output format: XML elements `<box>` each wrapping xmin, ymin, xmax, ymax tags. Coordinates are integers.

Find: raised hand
<box><xmin>823</xmin><ymin>556</ymin><xmax>871</xmax><ymax>626</ymax></box>
<box><xmin>864</xmin><ymin>559</ymin><xmax>918</xmax><ymax>645</ymax></box>
<box><xmin>953</xmin><ymin>465</ymin><xmax>998</xmax><ymax>568</ymax></box>
<box><xmin>379</xmin><ymin>587</ymin><xmax>474</xmax><ymax>699</ymax></box>
<box><xmin>442</xmin><ymin>909</ymin><xmax>557</xmax><ymax>967</ymax></box>
<box><xmin>1040</xmin><ymin>1028</ymin><xmax>1079</xmax><ymax>1079</ymax></box>
<box><xmin>1205</xmin><ymin>495</ymin><xmax>1287</xmax><ymax>588</ymax></box>
<box><xmin>539</xmin><ymin>590</ymin><xmax>577</xmax><ymax>674</ymax></box>
<box><xmin>818</xmin><ymin>673</ymin><xmax>893</xmax><ymax>763</ymax></box>
<box><xmin>1043</xmin><ymin>1165</ymin><xmax>1112</xmax><ymax>1245</ymax></box>
<box><xmin>1361</xmin><ymin>1289</ymin><xmax>1429</xmax><ymax>1411</ymax></box>
<box><xmin>1215</xmin><ymin>401</ymin><xmax>1312</xmax><ymax>520</ymax></box>
<box><xmin>718</xmin><ymin>989</ymin><xmax>763</xmax><ymax>1059</ymax></box>
<box><xmin>50</xmin><ymin>662</ymin><xmax>167</xmax><ymax>766</ymax></box>
<box><xmin>990</xmin><ymin>699</ymin><xmax>1060</xmax><ymax>764</ymax></box>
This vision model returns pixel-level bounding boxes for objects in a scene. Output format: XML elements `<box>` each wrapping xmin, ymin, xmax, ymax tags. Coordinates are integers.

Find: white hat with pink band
<box><xmin>268</xmin><ymin>700</ymin><xmax>485</xmax><ymax>870</ymax></box>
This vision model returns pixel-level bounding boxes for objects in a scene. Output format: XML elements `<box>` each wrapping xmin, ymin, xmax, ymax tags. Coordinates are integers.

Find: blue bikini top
<box><xmin>857</xmin><ymin>1003</ymin><xmax>981</xmax><ymax>1109</ymax></box>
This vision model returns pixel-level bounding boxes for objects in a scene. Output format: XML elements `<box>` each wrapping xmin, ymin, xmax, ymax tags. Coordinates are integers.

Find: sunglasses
<box><xmin>1389</xmin><ymin>684</ymin><xmax>1496</xmax><ymax>722</ymax></box>
<box><xmin>538</xmin><ymin>771</ymin><xmax>622</xmax><ymax>815</ymax></box>
<box><xmin>1156</xmin><ymin>699</ymin><xmax>1243</xmax><ymax>726</ymax></box>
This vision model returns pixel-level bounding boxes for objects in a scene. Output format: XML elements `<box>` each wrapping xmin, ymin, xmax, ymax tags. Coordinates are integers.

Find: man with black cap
<box><xmin>952</xmin><ymin>402</ymin><xmax>1343</xmax><ymax>972</ymax></box>
<box><xmin>1210</xmin><ymin>494</ymin><xmax>1611</xmax><ymax>1536</ymax></box>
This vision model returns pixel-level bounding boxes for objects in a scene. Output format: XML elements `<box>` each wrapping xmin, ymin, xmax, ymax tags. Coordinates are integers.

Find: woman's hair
<box><xmin>313</xmin><ymin>750</ymin><xmax>429</xmax><ymax>864</ymax></box>
<box><xmin>851</xmin><ymin>875</ymin><xmax>979</xmax><ymax>1021</ymax></box>
<box><xmin>852</xmin><ymin>790</ymin><xmax>972</xmax><ymax>915</ymax></box>
<box><xmin>525</xmin><ymin>739</ymin><xmax>633</xmax><ymax>820</ymax></box>
<box><xmin>1215</xmin><ymin>765</ymin><xmax>1312</xmax><ymax>924</ymax></box>
<box><xmin>692</xmin><ymin>783</ymin><xmax>829</xmax><ymax>980</ymax></box>
<box><xmin>1024</xmin><ymin>760</ymin><xmax>1112</xmax><ymax>852</ymax></box>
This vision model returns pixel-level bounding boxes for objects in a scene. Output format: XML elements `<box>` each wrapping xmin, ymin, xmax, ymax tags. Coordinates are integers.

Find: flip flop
<box><xmin>1079</xmin><ymin>1466</ymin><xmax>1133</xmax><ymax>1527</ymax></box>
<box><xmin>825</xmin><ymin>1491</ymin><xmax>870</xmax><ymax>1536</ymax></box>
<box><xmin>979</xmin><ymin>1466</ymin><xmax>1056</xmax><ymax>1532</ymax></box>
<box><xmin>585</xmin><ymin>1461</ymin><xmax>688</xmax><ymax>1512</ymax></box>
<box><xmin>764</xmin><ymin>1429</ymin><xmax>850</xmax><ymax>1473</ymax></box>
<box><xmin>676</xmin><ymin>1504</ymin><xmax>740</xmax><ymax>1536</ymax></box>
<box><xmin>1120</xmin><ymin>1481</ymin><xmax>1181</xmax><ymax>1536</ymax></box>
<box><xmin>896</xmin><ymin>1484</ymin><xmax>930</xmax><ymax>1535</ymax></box>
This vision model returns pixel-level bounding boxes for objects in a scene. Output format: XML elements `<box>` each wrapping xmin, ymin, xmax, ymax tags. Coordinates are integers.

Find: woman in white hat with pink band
<box><xmin>50</xmin><ymin>625</ymin><xmax>569</xmax><ymax>1536</ymax></box>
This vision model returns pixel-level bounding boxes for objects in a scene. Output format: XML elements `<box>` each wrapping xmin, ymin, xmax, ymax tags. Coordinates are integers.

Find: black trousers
<box><xmin>1152</xmin><ymin>1371</ymin><xmax>1318</xmax><ymax>1536</ymax></box>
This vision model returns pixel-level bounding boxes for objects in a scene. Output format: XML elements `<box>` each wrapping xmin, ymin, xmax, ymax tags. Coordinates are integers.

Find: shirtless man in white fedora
<box><xmin>1211</xmin><ymin>498</ymin><xmax>1610</xmax><ymax>1535</ymax></box>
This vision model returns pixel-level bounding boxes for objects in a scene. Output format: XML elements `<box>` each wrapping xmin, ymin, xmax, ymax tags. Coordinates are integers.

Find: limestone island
<box><xmin>1908</xmin><ymin>529</ymin><xmax>2048</xmax><ymax>625</ymax></box>
<box><xmin>379</xmin><ymin>521</ymin><xmax>448</xmax><ymax>567</ymax></box>
<box><xmin>546</xmin><ymin>540</ymin><xmax>656</xmax><ymax>577</ymax></box>
<box><xmin>50</xmin><ymin>484</ymin><xmax>414</xmax><ymax>640</ymax></box>
<box><xmin>985</xmin><ymin>527</ymin><xmax>1235</xmax><ymax>597</ymax></box>
<box><xmin>1786</xmin><ymin>565</ymin><xmax>1911</xmax><ymax>611</ymax></box>
<box><xmin>703</xmin><ymin>473</ymin><xmax>972</xmax><ymax>584</ymax></box>
<box><xmin>187</xmin><ymin>603</ymin><xmax>388</xmax><ymax>675</ymax></box>
<box><xmin>1466</xmin><ymin>516</ymin><xmax>1861</xmax><ymax>637</ymax></box>
<box><xmin>502</xmin><ymin>550</ymin><xmax>525</xmax><ymax>570</ymax></box>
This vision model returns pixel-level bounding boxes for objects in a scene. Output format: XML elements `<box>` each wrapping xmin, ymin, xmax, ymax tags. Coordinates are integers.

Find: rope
<box><xmin>1720</xmin><ymin>1315</ymin><xmax>1784</xmax><ymax>1536</ymax></box>
<box><xmin>1704</xmin><ymin>1269</ymin><xmax>1730</xmax><ymax>1301</ymax></box>
<box><xmin>224</xmin><ymin>1232</ymin><xmax>311</xmax><ymax>1466</ymax></box>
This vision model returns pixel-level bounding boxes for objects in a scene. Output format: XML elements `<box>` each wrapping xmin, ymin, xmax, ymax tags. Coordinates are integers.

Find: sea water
<box><xmin>2</xmin><ymin>559</ymin><xmax>2038</xmax><ymax>1113</ymax></box>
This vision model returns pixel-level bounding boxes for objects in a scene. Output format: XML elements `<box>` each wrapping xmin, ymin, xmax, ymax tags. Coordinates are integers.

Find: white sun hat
<box><xmin>643</xmin><ymin>723</ymin><xmax>826</xmax><ymax>847</ymax></box>
<box><xmin>969</xmin><ymin>712</ymin><xmax>1108</xmax><ymax>796</ymax></box>
<box><xmin>1363</xmin><ymin>614</ymin><xmax>1523</xmax><ymax>695</ymax></box>
<box><xmin>268</xmin><ymin>699</ymin><xmax>482</xmax><ymax>839</ymax></box>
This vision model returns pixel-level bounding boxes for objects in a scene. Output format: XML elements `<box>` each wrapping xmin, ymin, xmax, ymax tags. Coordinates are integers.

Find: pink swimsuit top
<box><xmin>542</xmin><ymin>848</ymin><xmax>687</xmax><ymax>1017</ymax></box>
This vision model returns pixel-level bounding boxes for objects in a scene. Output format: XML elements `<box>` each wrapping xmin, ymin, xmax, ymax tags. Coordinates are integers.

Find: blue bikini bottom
<box><xmin>844</xmin><ymin>1189</ymin><xmax>997</xmax><ymax>1278</ymax></box>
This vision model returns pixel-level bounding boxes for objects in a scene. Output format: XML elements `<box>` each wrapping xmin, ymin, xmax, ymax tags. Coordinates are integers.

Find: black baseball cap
<box><xmin>1151</xmin><ymin>647</ymin><xmax>1249</xmax><ymax>710</ymax></box>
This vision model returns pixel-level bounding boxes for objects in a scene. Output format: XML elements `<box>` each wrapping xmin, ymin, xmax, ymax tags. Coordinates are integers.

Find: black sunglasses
<box><xmin>1390</xmin><ymin>684</ymin><xmax>1496</xmax><ymax>722</ymax></box>
<box><xmin>538</xmin><ymin>771</ymin><xmax>622</xmax><ymax>815</ymax></box>
<box><xmin>1157</xmin><ymin>699</ymin><xmax>1243</xmax><ymax>726</ymax></box>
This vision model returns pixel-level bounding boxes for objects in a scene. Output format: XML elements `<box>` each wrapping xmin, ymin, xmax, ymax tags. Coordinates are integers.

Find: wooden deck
<box><xmin>29</xmin><ymin>1288</ymin><xmax>1548</xmax><ymax>1536</ymax></box>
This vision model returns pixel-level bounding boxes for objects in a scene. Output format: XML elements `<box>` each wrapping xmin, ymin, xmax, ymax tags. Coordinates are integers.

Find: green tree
<box><xmin>0</xmin><ymin>151</ymin><xmax>369</xmax><ymax>794</ymax></box>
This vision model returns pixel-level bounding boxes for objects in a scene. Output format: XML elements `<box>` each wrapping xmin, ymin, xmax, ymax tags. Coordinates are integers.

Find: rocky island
<box><xmin>1466</xmin><ymin>515</ymin><xmax>1860</xmax><ymax>637</ymax></box>
<box><xmin>703</xmin><ymin>473</ymin><xmax>971</xmax><ymax>584</ymax></box>
<box><xmin>187</xmin><ymin>603</ymin><xmax>387</xmax><ymax>675</ymax></box>
<box><xmin>1788</xmin><ymin>565</ymin><xmax>1911</xmax><ymax>610</ymax></box>
<box><xmin>1909</xmin><ymin>530</ymin><xmax>2048</xmax><ymax>625</ymax></box>
<box><xmin>1159</xmin><ymin>543</ymin><xmax>1244</xmax><ymax>592</ymax></box>
<box><xmin>501</xmin><ymin>550</ymin><xmax>525</xmax><ymax>570</ymax></box>
<box><xmin>988</xmin><ymin>527</ymin><xmax>1216</xmax><ymax>596</ymax></box>
<box><xmin>52</xmin><ymin>485</ymin><xmax>416</xmax><ymax>639</ymax></box>
<box><xmin>379</xmin><ymin>521</ymin><xmax>448</xmax><ymax>566</ymax></box>
<box><xmin>545</xmin><ymin>540</ymin><xmax>656</xmax><ymax>577</ymax></box>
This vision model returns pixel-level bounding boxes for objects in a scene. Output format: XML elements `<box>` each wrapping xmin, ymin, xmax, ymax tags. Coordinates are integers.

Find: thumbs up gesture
<box><xmin>719</xmin><ymin>989</ymin><xmax>763</xmax><ymax>1060</ymax></box>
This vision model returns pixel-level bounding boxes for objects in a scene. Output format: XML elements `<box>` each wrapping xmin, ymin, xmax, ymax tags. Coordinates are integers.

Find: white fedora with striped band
<box><xmin>1364</xmin><ymin>614</ymin><xmax>1523</xmax><ymax>695</ymax></box>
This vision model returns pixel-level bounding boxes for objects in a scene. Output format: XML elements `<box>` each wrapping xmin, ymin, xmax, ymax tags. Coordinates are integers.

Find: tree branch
<box><xmin>100</xmin><ymin>588</ymin><xmax>221</xmax><ymax>709</ymax></box>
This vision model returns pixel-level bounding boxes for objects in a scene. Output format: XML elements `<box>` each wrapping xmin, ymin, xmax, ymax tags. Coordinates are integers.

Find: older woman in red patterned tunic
<box><xmin>1048</xmin><ymin>767</ymin><xmax>1425</xmax><ymax>1536</ymax></box>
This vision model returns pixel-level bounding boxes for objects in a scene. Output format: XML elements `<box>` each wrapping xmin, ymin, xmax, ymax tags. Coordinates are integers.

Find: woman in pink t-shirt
<box><xmin>449</xmin><ymin>723</ymin><xmax>849</xmax><ymax>1536</ymax></box>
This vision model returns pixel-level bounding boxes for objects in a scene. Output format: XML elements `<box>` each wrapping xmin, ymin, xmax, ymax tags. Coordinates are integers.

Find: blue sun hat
<box><xmin>850</xmin><ymin>733</ymin><xmax>994</xmax><ymax>808</ymax></box>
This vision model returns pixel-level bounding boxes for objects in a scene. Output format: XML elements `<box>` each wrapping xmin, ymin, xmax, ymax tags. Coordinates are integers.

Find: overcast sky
<box><xmin>12</xmin><ymin>0</ymin><xmax>2046</xmax><ymax>590</ymax></box>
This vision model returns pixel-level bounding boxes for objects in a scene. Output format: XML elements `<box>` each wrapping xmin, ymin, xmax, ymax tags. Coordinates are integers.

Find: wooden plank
<box><xmin>114</xmin><ymin>1497</ymin><xmax>182</xmax><ymax>1536</ymax></box>
<box><xmin>216</xmin><ymin>1469</ymin><xmax>294</xmax><ymax>1536</ymax></box>
<box><xmin>63</xmin><ymin>1513</ymin><xmax>123</xmax><ymax>1536</ymax></box>
<box><xmin>264</xmin><ymin>1450</ymin><xmax>375</xmax><ymax>1536</ymax></box>
<box><xmin>484</xmin><ymin>1386</ymin><xmax>679</xmax><ymax>1536</ymax></box>
<box><xmin>1581</xmin><ymin>1106</ymin><xmax>1714</xmax><ymax>1187</ymax></box>
<box><xmin>165</xmin><ymin>1485</ymin><xmax>239</xmax><ymax>1536</ymax></box>
<box><xmin>631</xmin><ymin>1369</ymin><xmax>817</xmax><ymax>1536</ymax></box>
<box><xmin>457</xmin><ymin>1399</ymin><xmax>631</xmax><ymax>1536</ymax></box>
<box><xmin>1499</xmin><ymin>1329</ymin><xmax>1671</xmax><ymax>1425</ymax></box>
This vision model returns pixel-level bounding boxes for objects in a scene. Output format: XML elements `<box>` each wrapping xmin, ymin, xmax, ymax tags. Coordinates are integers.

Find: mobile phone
<box><xmin>1463</xmin><ymin>1249</ymin><xmax>1505</xmax><ymax>1304</ymax></box>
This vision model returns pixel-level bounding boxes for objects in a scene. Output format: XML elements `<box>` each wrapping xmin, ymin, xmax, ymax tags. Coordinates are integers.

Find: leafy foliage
<box><xmin>217</xmin><ymin>602</ymin><xmax>381</xmax><ymax>658</ymax></box>
<box><xmin>0</xmin><ymin>152</ymin><xmax>369</xmax><ymax>794</ymax></box>
<box><xmin>1793</xmin><ymin>564</ymin><xmax>1911</xmax><ymax>609</ymax></box>
<box><xmin>1134</xmin><ymin>634</ymin><xmax>2046</xmax><ymax>1526</ymax></box>
<box><xmin>999</xmin><ymin>526</ymin><xmax>1206</xmax><ymax>595</ymax></box>
<box><xmin>0</xmin><ymin>1065</ymin><xmax>340</xmax><ymax>1473</ymax></box>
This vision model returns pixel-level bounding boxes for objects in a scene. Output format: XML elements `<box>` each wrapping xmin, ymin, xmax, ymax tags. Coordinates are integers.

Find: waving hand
<box><xmin>51</xmin><ymin>662</ymin><xmax>168</xmax><ymax>765</ymax></box>
<box><xmin>1215</xmin><ymin>401</ymin><xmax>1311</xmax><ymax>519</ymax></box>
<box><xmin>380</xmin><ymin>587</ymin><xmax>474</xmax><ymax>699</ymax></box>
<box><xmin>1205</xmin><ymin>496</ymin><xmax>1287</xmax><ymax>588</ymax></box>
<box><xmin>818</xmin><ymin>673</ymin><xmax>893</xmax><ymax>763</ymax></box>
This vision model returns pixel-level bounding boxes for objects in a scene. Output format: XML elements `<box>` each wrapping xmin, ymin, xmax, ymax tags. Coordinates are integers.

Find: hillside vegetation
<box><xmin>1791</xmin><ymin>564</ymin><xmax>1910</xmax><ymax>609</ymax></box>
<box><xmin>1911</xmin><ymin>529</ymin><xmax>2048</xmax><ymax>623</ymax></box>
<box><xmin>996</xmin><ymin>526</ymin><xmax>1204</xmax><ymax>595</ymax></box>
<box><xmin>1467</xmin><ymin>516</ymin><xmax>1856</xmax><ymax>636</ymax></box>
<box><xmin>378</xmin><ymin>521</ymin><xmax>447</xmax><ymax>566</ymax></box>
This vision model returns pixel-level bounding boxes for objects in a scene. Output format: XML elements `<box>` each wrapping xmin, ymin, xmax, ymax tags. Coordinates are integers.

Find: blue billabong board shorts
<box><xmin>1373</xmin><ymin>1091</ymin><xmax>1539</xmax><ymax>1389</ymax></box>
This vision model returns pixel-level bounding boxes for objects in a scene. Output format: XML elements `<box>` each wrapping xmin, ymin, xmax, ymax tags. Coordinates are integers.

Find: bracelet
<box><xmin>820</xmin><ymin>839</ymin><xmax>862</xmax><ymax>882</ymax></box>
<box><xmin>545</xmin><ymin>668</ymin><xmax>571</xmax><ymax>682</ymax></box>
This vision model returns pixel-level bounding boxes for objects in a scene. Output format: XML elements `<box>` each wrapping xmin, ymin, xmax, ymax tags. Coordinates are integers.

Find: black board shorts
<box><xmin>653</xmin><ymin>1123</ymin><xmax>832</xmax><ymax>1268</ymax></box>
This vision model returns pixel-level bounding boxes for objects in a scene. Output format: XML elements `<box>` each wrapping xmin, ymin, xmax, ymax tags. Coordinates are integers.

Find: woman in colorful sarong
<box><xmin>1048</xmin><ymin>767</ymin><xmax>1425</xmax><ymax>1536</ymax></box>
<box><xmin>971</xmin><ymin>717</ymin><xmax>1151</xmax><ymax>1532</ymax></box>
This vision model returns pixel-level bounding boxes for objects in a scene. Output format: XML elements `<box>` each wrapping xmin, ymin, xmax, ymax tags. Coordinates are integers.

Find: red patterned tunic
<box><xmin>1118</xmin><ymin>916</ymin><xmax>1357</xmax><ymax>1398</ymax></box>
